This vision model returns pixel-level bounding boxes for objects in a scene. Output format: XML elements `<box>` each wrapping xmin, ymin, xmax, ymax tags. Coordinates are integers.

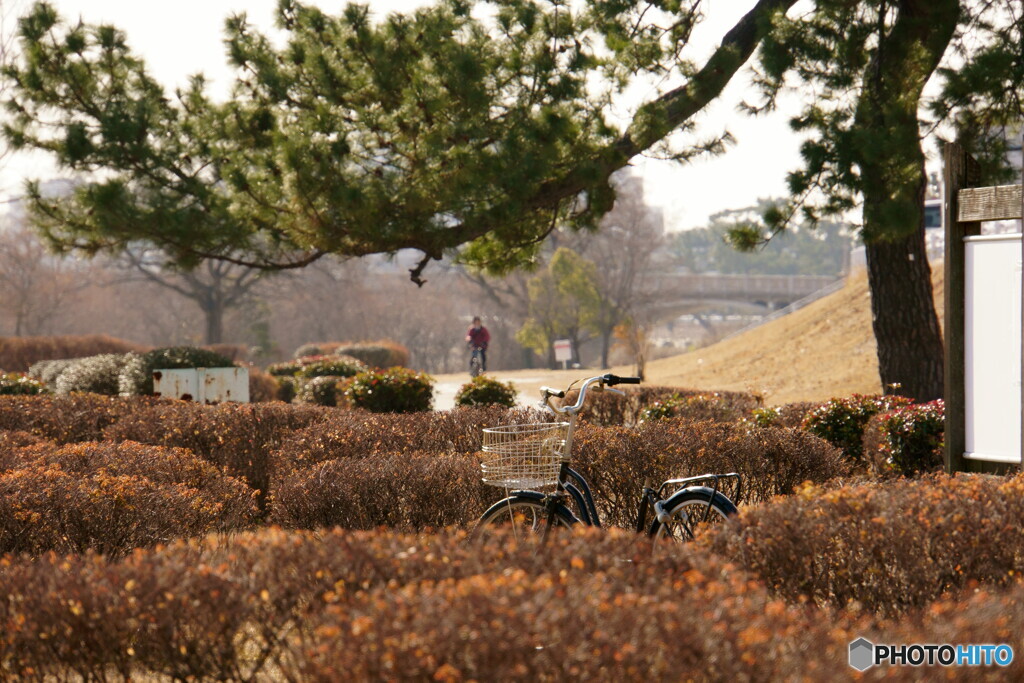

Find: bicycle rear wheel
<box><xmin>647</xmin><ymin>487</ymin><xmax>737</xmax><ymax>543</ymax></box>
<box><xmin>473</xmin><ymin>494</ymin><xmax>577</xmax><ymax>542</ymax></box>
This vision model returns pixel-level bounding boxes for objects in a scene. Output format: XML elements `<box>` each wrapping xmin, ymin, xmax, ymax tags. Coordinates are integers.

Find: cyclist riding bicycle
<box><xmin>465</xmin><ymin>316</ymin><xmax>490</xmax><ymax>374</ymax></box>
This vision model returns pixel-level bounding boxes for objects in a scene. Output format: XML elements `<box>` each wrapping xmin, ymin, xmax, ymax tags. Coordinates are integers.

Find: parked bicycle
<box><xmin>474</xmin><ymin>374</ymin><xmax>741</xmax><ymax>542</ymax></box>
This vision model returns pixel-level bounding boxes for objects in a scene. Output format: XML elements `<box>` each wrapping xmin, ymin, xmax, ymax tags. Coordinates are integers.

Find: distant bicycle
<box><xmin>473</xmin><ymin>374</ymin><xmax>741</xmax><ymax>542</ymax></box>
<box><xmin>468</xmin><ymin>345</ymin><xmax>485</xmax><ymax>377</ymax></box>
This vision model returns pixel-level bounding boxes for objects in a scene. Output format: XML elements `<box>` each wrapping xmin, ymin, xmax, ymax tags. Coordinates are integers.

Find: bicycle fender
<box><xmin>662</xmin><ymin>486</ymin><xmax>734</xmax><ymax>509</ymax></box>
<box><xmin>564</xmin><ymin>466</ymin><xmax>601</xmax><ymax>528</ymax></box>
<box><xmin>563</xmin><ymin>482</ymin><xmax>592</xmax><ymax>526</ymax></box>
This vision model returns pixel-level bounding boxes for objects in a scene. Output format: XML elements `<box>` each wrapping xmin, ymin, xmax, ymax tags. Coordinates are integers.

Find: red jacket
<box><xmin>466</xmin><ymin>325</ymin><xmax>490</xmax><ymax>349</ymax></box>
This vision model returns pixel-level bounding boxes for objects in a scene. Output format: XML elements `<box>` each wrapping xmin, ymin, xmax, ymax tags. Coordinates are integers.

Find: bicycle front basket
<box><xmin>479</xmin><ymin>422</ymin><xmax>570</xmax><ymax>489</ymax></box>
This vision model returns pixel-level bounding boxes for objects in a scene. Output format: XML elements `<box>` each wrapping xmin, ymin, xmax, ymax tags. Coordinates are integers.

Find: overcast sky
<box><xmin>1</xmin><ymin>0</ymin><xmax>809</xmax><ymax>230</ymax></box>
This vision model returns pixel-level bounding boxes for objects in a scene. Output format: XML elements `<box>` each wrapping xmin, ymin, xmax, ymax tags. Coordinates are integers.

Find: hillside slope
<box><xmin>638</xmin><ymin>265</ymin><xmax>945</xmax><ymax>405</ymax></box>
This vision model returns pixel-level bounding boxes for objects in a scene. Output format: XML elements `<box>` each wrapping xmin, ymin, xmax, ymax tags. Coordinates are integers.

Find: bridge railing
<box><xmin>655</xmin><ymin>273</ymin><xmax>840</xmax><ymax>300</ymax></box>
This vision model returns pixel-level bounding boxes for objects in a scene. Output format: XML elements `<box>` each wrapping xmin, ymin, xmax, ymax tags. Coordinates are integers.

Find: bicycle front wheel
<box><xmin>648</xmin><ymin>487</ymin><xmax>737</xmax><ymax>543</ymax></box>
<box><xmin>474</xmin><ymin>494</ymin><xmax>577</xmax><ymax>542</ymax></box>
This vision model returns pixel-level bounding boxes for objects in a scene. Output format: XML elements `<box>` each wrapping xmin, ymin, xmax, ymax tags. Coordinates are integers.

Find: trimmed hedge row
<box><xmin>561</xmin><ymin>385</ymin><xmax>762</xmax><ymax>426</ymax></box>
<box><xmin>272</xmin><ymin>452</ymin><xmax>492</xmax><ymax>529</ymax></box>
<box><xmin>708</xmin><ymin>473</ymin><xmax>1024</xmax><ymax>617</ymax></box>
<box><xmin>0</xmin><ymin>394</ymin><xmax>161</xmax><ymax>443</ymax></box>
<box><xmin>293</xmin><ymin>340</ymin><xmax>410</xmax><ymax>368</ymax></box>
<box><xmin>273</xmin><ymin>405</ymin><xmax>542</xmax><ymax>467</ymax></box>
<box><xmin>0</xmin><ymin>396</ymin><xmax>851</xmax><ymax>532</ymax></box>
<box><xmin>0</xmin><ymin>440</ymin><xmax>257</xmax><ymax>556</ymax></box>
<box><xmin>103</xmin><ymin>401</ymin><xmax>327</xmax><ymax>513</ymax></box>
<box><xmin>0</xmin><ymin>528</ymin><xmax>850</xmax><ymax>681</ymax></box>
<box><xmin>8</xmin><ymin>525</ymin><xmax>1024</xmax><ymax>681</ymax></box>
<box><xmin>0</xmin><ymin>334</ymin><xmax>148</xmax><ymax>373</ymax></box>
<box><xmin>571</xmin><ymin>420</ymin><xmax>849</xmax><ymax>527</ymax></box>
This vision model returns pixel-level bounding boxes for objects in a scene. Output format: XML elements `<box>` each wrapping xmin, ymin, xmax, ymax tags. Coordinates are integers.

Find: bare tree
<box><xmin>563</xmin><ymin>171</ymin><xmax>667</xmax><ymax>368</ymax></box>
<box><xmin>0</xmin><ymin>226</ymin><xmax>81</xmax><ymax>335</ymax></box>
<box><xmin>260</xmin><ymin>257</ymin><xmax>468</xmax><ymax>372</ymax></box>
<box><xmin>120</xmin><ymin>249</ymin><xmax>267</xmax><ymax>344</ymax></box>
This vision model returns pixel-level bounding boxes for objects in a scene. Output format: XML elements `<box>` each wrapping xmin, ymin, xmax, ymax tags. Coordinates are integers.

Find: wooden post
<box><xmin>943</xmin><ymin>143</ymin><xmax>981</xmax><ymax>474</ymax></box>
<box><xmin>1020</xmin><ymin>135</ymin><xmax>1023</xmax><ymax>472</ymax></box>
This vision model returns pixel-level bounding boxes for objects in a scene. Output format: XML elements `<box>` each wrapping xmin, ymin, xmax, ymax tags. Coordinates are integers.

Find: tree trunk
<box><xmin>851</xmin><ymin>0</ymin><xmax>956</xmax><ymax>404</ymax></box>
<box><xmin>865</xmin><ymin>226</ymin><xmax>944</xmax><ymax>401</ymax></box>
<box><xmin>203</xmin><ymin>300</ymin><xmax>224</xmax><ymax>345</ymax></box>
<box><xmin>600</xmin><ymin>327</ymin><xmax>612</xmax><ymax>369</ymax></box>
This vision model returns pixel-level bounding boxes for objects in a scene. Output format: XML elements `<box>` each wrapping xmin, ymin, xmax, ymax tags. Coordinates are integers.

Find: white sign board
<box><xmin>553</xmin><ymin>339</ymin><xmax>573</xmax><ymax>363</ymax></box>
<box><xmin>964</xmin><ymin>234</ymin><xmax>1021</xmax><ymax>463</ymax></box>
<box><xmin>153</xmin><ymin>367</ymin><xmax>250</xmax><ymax>404</ymax></box>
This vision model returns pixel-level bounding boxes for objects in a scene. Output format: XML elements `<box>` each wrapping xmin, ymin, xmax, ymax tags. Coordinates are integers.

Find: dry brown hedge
<box><xmin>757</xmin><ymin>401</ymin><xmax>818</xmax><ymax>429</ymax></box>
<box><xmin>0</xmin><ymin>528</ymin><xmax>857</xmax><ymax>681</ymax></box>
<box><xmin>0</xmin><ymin>394</ymin><xmax>160</xmax><ymax>443</ymax></box>
<box><xmin>570</xmin><ymin>420</ymin><xmax>849</xmax><ymax>527</ymax></box>
<box><xmin>273</xmin><ymin>405</ymin><xmax>544</xmax><ymax>467</ymax></box>
<box><xmin>246</xmin><ymin>365</ymin><xmax>279</xmax><ymax>402</ymax></box>
<box><xmin>0</xmin><ymin>441</ymin><xmax>257</xmax><ymax>557</ymax></box>
<box><xmin>8</xmin><ymin>524</ymin><xmax>1024</xmax><ymax>681</ymax></box>
<box><xmin>103</xmin><ymin>401</ymin><xmax>328</xmax><ymax>514</ymax></box>
<box><xmin>272</xmin><ymin>451</ymin><xmax>492</xmax><ymax>529</ymax></box>
<box><xmin>0</xmin><ymin>397</ymin><xmax>329</xmax><ymax>515</ymax></box>
<box><xmin>1</xmin><ymin>397</ymin><xmax>852</xmax><ymax>534</ymax></box>
<box><xmin>561</xmin><ymin>385</ymin><xmax>762</xmax><ymax>426</ymax></box>
<box><xmin>274</xmin><ymin>418</ymin><xmax>850</xmax><ymax>532</ymax></box>
<box><xmin>0</xmin><ymin>335</ymin><xmax>149</xmax><ymax>373</ymax></box>
<box><xmin>707</xmin><ymin>473</ymin><xmax>1024</xmax><ymax>617</ymax></box>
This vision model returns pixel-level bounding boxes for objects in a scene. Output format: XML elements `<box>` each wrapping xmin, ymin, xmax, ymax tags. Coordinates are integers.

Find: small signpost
<box><xmin>944</xmin><ymin>140</ymin><xmax>1024</xmax><ymax>473</ymax></box>
<box><xmin>553</xmin><ymin>339</ymin><xmax>573</xmax><ymax>370</ymax></box>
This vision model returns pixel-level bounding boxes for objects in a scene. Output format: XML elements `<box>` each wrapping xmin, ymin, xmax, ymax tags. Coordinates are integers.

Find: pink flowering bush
<box><xmin>864</xmin><ymin>400</ymin><xmax>945</xmax><ymax>476</ymax></box>
<box><xmin>801</xmin><ymin>394</ymin><xmax>912</xmax><ymax>462</ymax></box>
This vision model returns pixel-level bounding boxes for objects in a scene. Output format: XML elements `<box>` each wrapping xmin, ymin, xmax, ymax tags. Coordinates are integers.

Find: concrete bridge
<box><xmin>649</xmin><ymin>273</ymin><xmax>843</xmax><ymax>317</ymax></box>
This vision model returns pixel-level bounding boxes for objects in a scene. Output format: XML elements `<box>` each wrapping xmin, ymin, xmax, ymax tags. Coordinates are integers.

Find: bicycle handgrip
<box><xmin>540</xmin><ymin>386</ymin><xmax>566</xmax><ymax>398</ymax></box>
<box><xmin>602</xmin><ymin>374</ymin><xmax>641</xmax><ymax>386</ymax></box>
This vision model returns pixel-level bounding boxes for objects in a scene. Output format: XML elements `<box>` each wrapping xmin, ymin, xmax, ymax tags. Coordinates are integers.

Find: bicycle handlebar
<box><xmin>541</xmin><ymin>373</ymin><xmax>641</xmax><ymax>415</ymax></box>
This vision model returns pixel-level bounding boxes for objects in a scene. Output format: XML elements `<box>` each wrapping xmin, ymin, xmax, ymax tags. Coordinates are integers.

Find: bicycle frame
<box><xmin>537</xmin><ymin>375</ymin><xmax>634</xmax><ymax>528</ymax></box>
